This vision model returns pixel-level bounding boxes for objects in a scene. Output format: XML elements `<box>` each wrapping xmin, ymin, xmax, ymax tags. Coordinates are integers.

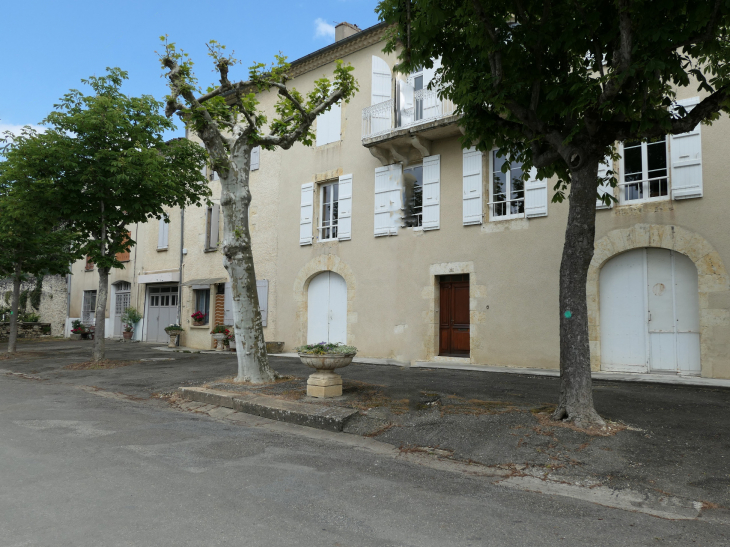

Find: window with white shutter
<box><xmin>619</xmin><ymin>138</ymin><xmax>669</xmax><ymax>204</ymax></box>
<box><xmin>421</xmin><ymin>155</ymin><xmax>440</xmax><ymax>230</ymax></box>
<box><xmin>316</xmin><ymin>103</ymin><xmax>341</xmax><ymax>147</ymax></box>
<box><xmin>338</xmin><ymin>174</ymin><xmax>352</xmax><ymax>241</ymax></box>
<box><xmin>490</xmin><ymin>151</ymin><xmax>525</xmax><ymax>221</ymax></box>
<box><xmin>374</xmin><ymin>164</ymin><xmax>402</xmax><ymax>236</ymax></box>
<box><xmin>205</xmin><ymin>204</ymin><xmax>220</xmax><ymax>250</ymax></box>
<box><xmin>256</xmin><ymin>280</ymin><xmax>268</xmax><ymax>327</ymax></box>
<box><xmin>463</xmin><ymin>147</ymin><xmax>483</xmax><ymax>225</ymax></box>
<box><xmin>157</xmin><ymin>214</ymin><xmax>169</xmax><ymax>249</ymax></box>
<box><xmin>596</xmin><ymin>158</ymin><xmax>615</xmax><ymax>209</ymax></box>
<box><xmin>250</xmin><ymin>146</ymin><xmax>260</xmax><ymax>171</ymax></box>
<box><xmin>671</xmin><ymin>97</ymin><xmax>703</xmax><ymax>200</ymax></box>
<box><xmin>300</xmin><ymin>183</ymin><xmax>314</xmax><ymax>245</ymax></box>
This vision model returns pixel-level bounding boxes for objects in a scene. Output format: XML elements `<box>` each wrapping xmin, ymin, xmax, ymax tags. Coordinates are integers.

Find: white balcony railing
<box><xmin>362</xmin><ymin>88</ymin><xmax>456</xmax><ymax>140</ymax></box>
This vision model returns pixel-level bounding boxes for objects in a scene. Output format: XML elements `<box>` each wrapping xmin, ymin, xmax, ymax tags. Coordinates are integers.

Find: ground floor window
<box><xmin>81</xmin><ymin>290</ymin><xmax>97</xmax><ymax>325</ymax></box>
<box><xmin>193</xmin><ymin>288</ymin><xmax>210</xmax><ymax>325</ymax></box>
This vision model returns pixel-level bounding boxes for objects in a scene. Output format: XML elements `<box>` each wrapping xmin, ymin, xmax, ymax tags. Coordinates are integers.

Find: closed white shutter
<box><xmin>207</xmin><ymin>204</ymin><xmax>220</xmax><ymax>248</ymax></box>
<box><xmin>596</xmin><ymin>158</ymin><xmax>614</xmax><ymax>209</ymax></box>
<box><xmin>422</xmin><ymin>154</ymin><xmax>440</xmax><ymax>230</ymax></box>
<box><xmin>463</xmin><ymin>147</ymin><xmax>483</xmax><ymax>225</ymax></box>
<box><xmin>157</xmin><ymin>216</ymin><xmax>169</xmax><ymax>249</ymax></box>
<box><xmin>256</xmin><ymin>280</ymin><xmax>268</xmax><ymax>327</ymax></box>
<box><xmin>422</xmin><ymin>57</ymin><xmax>442</xmax><ymax>119</ymax></box>
<box><xmin>250</xmin><ymin>146</ymin><xmax>260</xmax><ymax>171</ymax></box>
<box><xmin>372</xmin><ymin>56</ymin><xmax>391</xmax><ymax>104</ymax></box>
<box><xmin>338</xmin><ymin>174</ymin><xmax>352</xmax><ymax>241</ymax></box>
<box><xmin>671</xmin><ymin>97</ymin><xmax>703</xmax><ymax>200</ymax></box>
<box><xmin>524</xmin><ymin>167</ymin><xmax>548</xmax><ymax>217</ymax></box>
<box><xmin>422</xmin><ymin>57</ymin><xmax>442</xmax><ymax>90</ymax></box>
<box><xmin>223</xmin><ymin>282</ymin><xmax>233</xmax><ymax>325</ymax></box>
<box><xmin>316</xmin><ymin>103</ymin><xmax>341</xmax><ymax>146</ymax></box>
<box><xmin>300</xmin><ymin>183</ymin><xmax>314</xmax><ymax>245</ymax></box>
<box><xmin>374</xmin><ymin>164</ymin><xmax>402</xmax><ymax>236</ymax></box>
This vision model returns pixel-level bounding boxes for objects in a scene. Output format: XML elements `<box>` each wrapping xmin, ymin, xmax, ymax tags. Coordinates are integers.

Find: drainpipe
<box><xmin>66</xmin><ymin>268</ymin><xmax>72</xmax><ymax>337</ymax></box>
<box><xmin>133</xmin><ymin>222</ymin><xmax>140</xmax><ymax>341</ymax></box>
<box><xmin>178</xmin><ymin>206</ymin><xmax>184</xmax><ymax>326</ymax></box>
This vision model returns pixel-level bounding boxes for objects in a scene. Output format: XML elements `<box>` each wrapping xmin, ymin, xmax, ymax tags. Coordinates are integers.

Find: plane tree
<box><xmin>377</xmin><ymin>0</ymin><xmax>730</xmax><ymax>426</ymax></box>
<box><xmin>159</xmin><ymin>38</ymin><xmax>358</xmax><ymax>383</ymax></box>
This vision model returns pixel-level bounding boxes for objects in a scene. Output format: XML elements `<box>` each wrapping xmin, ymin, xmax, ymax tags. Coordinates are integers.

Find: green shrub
<box><xmin>295</xmin><ymin>342</ymin><xmax>357</xmax><ymax>355</ymax></box>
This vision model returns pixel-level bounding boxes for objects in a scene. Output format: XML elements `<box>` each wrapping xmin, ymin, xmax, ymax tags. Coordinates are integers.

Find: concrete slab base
<box><xmin>307</xmin><ymin>372</ymin><xmax>343</xmax><ymax>398</ymax></box>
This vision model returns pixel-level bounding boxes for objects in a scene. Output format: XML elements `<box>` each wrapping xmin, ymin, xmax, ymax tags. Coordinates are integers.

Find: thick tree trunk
<box><xmin>7</xmin><ymin>264</ymin><xmax>21</xmax><ymax>353</ymax></box>
<box><xmin>220</xmin><ymin>146</ymin><xmax>277</xmax><ymax>383</ymax></box>
<box><xmin>92</xmin><ymin>266</ymin><xmax>109</xmax><ymax>362</ymax></box>
<box><xmin>552</xmin><ymin>161</ymin><xmax>606</xmax><ymax>428</ymax></box>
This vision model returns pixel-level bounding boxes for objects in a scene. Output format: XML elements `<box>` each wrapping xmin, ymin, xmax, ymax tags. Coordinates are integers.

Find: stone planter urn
<box><xmin>70</xmin><ymin>333</ymin><xmax>82</xmax><ymax>341</ymax></box>
<box><xmin>298</xmin><ymin>353</ymin><xmax>356</xmax><ymax>398</ymax></box>
<box><xmin>212</xmin><ymin>333</ymin><xmax>226</xmax><ymax>352</ymax></box>
<box><xmin>122</xmin><ymin>331</ymin><xmax>133</xmax><ymax>340</ymax></box>
<box><xmin>167</xmin><ymin>333</ymin><xmax>179</xmax><ymax>348</ymax></box>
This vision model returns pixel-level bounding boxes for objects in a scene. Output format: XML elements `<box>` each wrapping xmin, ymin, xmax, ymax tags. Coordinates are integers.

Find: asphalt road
<box><xmin>1</xmin><ymin>368</ymin><xmax>727</xmax><ymax>546</ymax></box>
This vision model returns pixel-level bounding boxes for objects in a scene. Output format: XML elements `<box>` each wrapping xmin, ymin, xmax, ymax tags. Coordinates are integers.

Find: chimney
<box><xmin>335</xmin><ymin>22</ymin><xmax>361</xmax><ymax>42</ymax></box>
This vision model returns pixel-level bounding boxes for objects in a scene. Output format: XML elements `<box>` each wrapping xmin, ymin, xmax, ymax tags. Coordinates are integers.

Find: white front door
<box><xmin>307</xmin><ymin>272</ymin><xmax>347</xmax><ymax>345</ymax></box>
<box><xmin>600</xmin><ymin>248</ymin><xmax>700</xmax><ymax>374</ymax></box>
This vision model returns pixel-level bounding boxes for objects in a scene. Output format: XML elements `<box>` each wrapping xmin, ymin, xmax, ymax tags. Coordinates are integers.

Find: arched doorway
<box><xmin>600</xmin><ymin>248</ymin><xmax>700</xmax><ymax>374</ymax></box>
<box><xmin>307</xmin><ymin>271</ymin><xmax>347</xmax><ymax>345</ymax></box>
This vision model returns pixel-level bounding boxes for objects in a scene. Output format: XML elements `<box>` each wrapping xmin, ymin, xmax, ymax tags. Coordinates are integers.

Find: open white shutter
<box><xmin>250</xmin><ymin>146</ymin><xmax>260</xmax><ymax>171</ymax></box>
<box><xmin>300</xmin><ymin>183</ymin><xmax>314</xmax><ymax>245</ymax></box>
<box><xmin>209</xmin><ymin>204</ymin><xmax>220</xmax><ymax>247</ymax></box>
<box><xmin>422</xmin><ymin>57</ymin><xmax>442</xmax><ymax>90</ymax></box>
<box><xmin>463</xmin><ymin>147</ymin><xmax>483</xmax><ymax>225</ymax></box>
<box><xmin>596</xmin><ymin>158</ymin><xmax>614</xmax><ymax>209</ymax></box>
<box><xmin>422</xmin><ymin>57</ymin><xmax>442</xmax><ymax>119</ymax></box>
<box><xmin>223</xmin><ymin>282</ymin><xmax>233</xmax><ymax>325</ymax></box>
<box><xmin>422</xmin><ymin>155</ymin><xmax>440</xmax><ymax>230</ymax></box>
<box><xmin>374</xmin><ymin>164</ymin><xmax>402</xmax><ymax>236</ymax></box>
<box><xmin>524</xmin><ymin>168</ymin><xmax>548</xmax><ymax>218</ymax></box>
<box><xmin>338</xmin><ymin>174</ymin><xmax>352</xmax><ymax>241</ymax></box>
<box><xmin>372</xmin><ymin>56</ymin><xmax>391</xmax><ymax>104</ymax></box>
<box><xmin>256</xmin><ymin>280</ymin><xmax>268</xmax><ymax>327</ymax></box>
<box><xmin>671</xmin><ymin>97</ymin><xmax>703</xmax><ymax>200</ymax></box>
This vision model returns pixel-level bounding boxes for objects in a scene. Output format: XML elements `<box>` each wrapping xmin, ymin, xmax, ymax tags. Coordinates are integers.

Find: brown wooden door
<box><xmin>439</xmin><ymin>275</ymin><xmax>470</xmax><ymax>356</ymax></box>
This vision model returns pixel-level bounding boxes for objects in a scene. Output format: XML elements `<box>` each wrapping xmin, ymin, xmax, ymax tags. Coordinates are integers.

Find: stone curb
<box><xmin>178</xmin><ymin>387</ymin><xmax>359</xmax><ymax>432</ymax></box>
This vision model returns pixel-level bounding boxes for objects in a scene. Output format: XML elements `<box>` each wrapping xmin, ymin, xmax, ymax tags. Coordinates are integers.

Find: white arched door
<box><xmin>307</xmin><ymin>272</ymin><xmax>347</xmax><ymax>345</ymax></box>
<box><xmin>600</xmin><ymin>248</ymin><xmax>700</xmax><ymax>374</ymax></box>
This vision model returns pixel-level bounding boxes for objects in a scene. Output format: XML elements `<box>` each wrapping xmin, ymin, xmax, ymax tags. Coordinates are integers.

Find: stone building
<box><xmin>0</xmin><ymin>274</ymin><xmax>68</xmax><ymax>338</ymax></box>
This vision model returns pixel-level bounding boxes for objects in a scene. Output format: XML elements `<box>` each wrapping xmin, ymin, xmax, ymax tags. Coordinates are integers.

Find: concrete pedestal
<box><xmin>307</xmin><ymin>371</ymin><xmax>343</xmax><ymax>398</ymax></box>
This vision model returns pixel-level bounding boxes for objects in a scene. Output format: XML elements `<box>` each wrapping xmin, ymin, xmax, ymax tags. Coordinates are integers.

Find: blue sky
<box><xmin>0</xmin><ymin>0</ymin><xmax>381</xmax><ymax>138</ymax></box>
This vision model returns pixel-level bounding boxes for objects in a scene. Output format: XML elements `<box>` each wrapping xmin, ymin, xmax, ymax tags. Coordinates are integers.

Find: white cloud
<box><xmin>314</xmin><ymin>18</ymin><xmax>336</xmax><ymax>40</ymax></box>
<box><xmin>0</xmin><ymin>122</ymin><xmax>45</xmax><ymax>136</ymax></box>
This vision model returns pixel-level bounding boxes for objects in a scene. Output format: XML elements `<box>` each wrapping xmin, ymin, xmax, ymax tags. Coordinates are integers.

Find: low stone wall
<box><xmin>0</xmin><ymin>322</ymin><xmax>53</xmax><ymax>340</ymax></box>
<box><xmin>0</xmin><ymin>275</ymin><xmax>68</xmax><ymax>338</ymax></box>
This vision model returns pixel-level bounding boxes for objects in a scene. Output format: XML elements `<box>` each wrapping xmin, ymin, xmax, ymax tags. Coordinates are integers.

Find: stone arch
<box><xmin>293</xmin><ymin>255</ymin><xmax>356</xmax><ymax>347</ymax></box>
<box><xmin>588</xmin><ymin>224</ymin><xmax>730</xmax><ymax>376</ymax></box>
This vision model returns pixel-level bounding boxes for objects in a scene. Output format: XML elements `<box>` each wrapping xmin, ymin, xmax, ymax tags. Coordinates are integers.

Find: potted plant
<box><xmin>121</xmin><ymin>307</ymin><xmax>143</xmax><ymax>341</ymax></box>
<box><xmin>225</xmin><ymin>331</ymin><xmax>235</xmax><ymax>352</ymax></box>
<box><xmin>210</xmin><ymin>325</ymin><xmax>230</xmax><ymax>352</ymax></box>
<box><xmin>70</xmin><ymin>319</ymin><xmax>85</xmax><ymax>340</ymax></box>
<box><xmin>164</xmin><ymin>324</ymin><xmax>183</xmax><ymax>348</ymax></box>
<box><xmin>191</xmin><ymin>311</ymin><xmax>205</xmax><ymax>326</ymax></box>
<box><xmin>295</xmin><ymin>342</ymin><xmax>358</xmax><ymax>398</ymax></box>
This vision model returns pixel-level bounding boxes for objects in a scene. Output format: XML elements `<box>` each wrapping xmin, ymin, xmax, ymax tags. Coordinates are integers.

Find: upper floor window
<box><xmin>491</xmin><ymin>152</ymin><xmax>525</xmax><ymax>220</ymax></box>
<box><xmin>620</xmin><ymin>137</ymin><xmax>668</xmax><ymax>204</ymax></box>
<box><xmin>403</xmin><ymin>164</ymin><xmax>423</xmax><ymax>227</ymax></box>
<box><xmin>157</xmin><ymin>215</ymin><xmax>169</xmax><ymax>250</ymax></box>
<box><xmin>205</xmin><ymin>205</ymin><xmax>220</xmax><ymax>251</ymax></box>
<box><xmin>319</xmin><ymin>182</ymin><xmax>339</xmax><ymax>241</ymax></box>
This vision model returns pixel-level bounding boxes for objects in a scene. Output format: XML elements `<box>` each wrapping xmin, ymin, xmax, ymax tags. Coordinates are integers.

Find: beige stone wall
<box><xmin>0</xmin><ymin>274</ymin><xmax>68</xmax><ymax>337</ymax></box>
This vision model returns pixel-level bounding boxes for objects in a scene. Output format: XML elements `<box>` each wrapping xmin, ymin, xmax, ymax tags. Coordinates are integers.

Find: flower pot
<box><xmin>193</xmin><ymin>321</ymin><xmax>204</xmax><ymax>327</ymax></box>
<box><xmin>298</xmin><ymin>353</ymin><xmax>356</xmax><ymax>398</ymax></box>
<box><xmin>122</xmin><ymin>331</ymin><xmax>133</xmax><ymax>340</ymax></box>
<box><xmin>212</xmin><ymin>333</ymin><xmax>226</xmax><ymax>352</ymax></box>
<box><xmin>167</xmin><ymin>333</ymin><xmax>179</xmax><ymax>348</ymax></box>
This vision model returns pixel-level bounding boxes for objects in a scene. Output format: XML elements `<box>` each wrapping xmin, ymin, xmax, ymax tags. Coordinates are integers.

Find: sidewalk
<box><xmin>4</xmin><ymin>339</ymin><xmax>730</xmax><ymax>512</ymax></box>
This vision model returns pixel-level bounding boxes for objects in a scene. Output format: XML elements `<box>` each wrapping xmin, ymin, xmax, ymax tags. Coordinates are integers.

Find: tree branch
<box><xmin>471</xmin><ymin>0</ymin><xmax>504</xmax><ymax>87</ymax></box>
<box><xmin>599</xmin><ymin>0</ymin><xmax>633</xmax><ymax>104</ymax></box>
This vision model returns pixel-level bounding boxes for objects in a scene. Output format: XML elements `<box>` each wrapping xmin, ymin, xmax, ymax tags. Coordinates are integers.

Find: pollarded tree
<box><xmin>13</xmin><ymin>68</ymin><xmax>210</xmax><ymax>362</ymax></box>
<box><xmin>159</xmin><ymin>39</ymin><xmax>358</xmax><ymax>383</ymax></box>
<box><xmin>377</xmin><ymin>0</ymin><xmax>730</xmax><ymax>426</ymax></box>
<box><xmin>0</xmin><ymin>133</ymin><xmax>83</xmax><ymax>352</ymax></box>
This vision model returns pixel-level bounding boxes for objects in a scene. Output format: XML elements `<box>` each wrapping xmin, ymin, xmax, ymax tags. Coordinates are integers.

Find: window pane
<box><xmin>647</xmin><ymin>140</ymin><xmax>667</xmax><ymax>179</ymax></box>
<box><xmin>650</xmin><ymin>178</ymin><xmax>668</xmax><ymax>198</ymax></box>
<box><xmin>624</xmin><ymin>145</ymin><xmax>643</xmax><ymax>181</ymax></box>
<box><xmin>624</xmin><ymin>182</ymin><xmax>643</xmax><ymax>201</ymax></box>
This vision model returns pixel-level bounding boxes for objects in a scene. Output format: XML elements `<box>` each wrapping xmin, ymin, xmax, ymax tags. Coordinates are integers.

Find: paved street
<box><xmin>1</xmin><ymin>341</ymin><xmax>729</xmax><ymax>545</ymax></box>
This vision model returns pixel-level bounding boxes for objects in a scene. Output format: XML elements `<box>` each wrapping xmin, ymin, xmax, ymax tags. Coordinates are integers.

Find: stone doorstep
<box><xmin>178</xmin><ymin>387</ymin><xmax>359</xmax><ymax>433</ymax></box>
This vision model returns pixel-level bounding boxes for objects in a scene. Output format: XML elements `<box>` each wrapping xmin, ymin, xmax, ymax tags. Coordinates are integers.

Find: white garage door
<box><xmin>147</xmin><ymin>286</ymin><xmax>179</xmax><ymax>343</ymax></box>
<box><xmin>600</xmin><ymin>248</ymin><xmax>700</xmax><ymax>374</ymax></box>
<box><xmin>307</xmin><ymin>272</ymin><xmax>347</xmax><ymax>345</ymax></box>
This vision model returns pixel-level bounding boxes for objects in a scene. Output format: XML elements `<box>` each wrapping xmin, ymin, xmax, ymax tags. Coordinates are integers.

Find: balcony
<box><xmin>362</xmin><ymin>86</ymin><xmax>460</xmax><ymax>165</ymax></box>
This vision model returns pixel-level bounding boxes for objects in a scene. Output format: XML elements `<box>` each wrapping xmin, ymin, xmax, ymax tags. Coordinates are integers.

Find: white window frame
<box><xmin>619</xmin><ymin>138</ymin><xmax>670</xmax><ymax>205</ymax></box>
<box><xmin>318</xmin><ymin>181</ymin><xmax>339</xmax><ymax>242</ymax></box>
<box><xmin>403</xmin><ymin>163</ymin><xmax>424</xmax><ymax>229</ymax></box>
<box><xmin>488</xmin><ymin>151</ymin><xmax>526</xmax><ymax>222</ymax></box>
<box><xmin>82</xmin><ymin>290</ymin><xmax>97</xmax><ymax>326</ymax></box>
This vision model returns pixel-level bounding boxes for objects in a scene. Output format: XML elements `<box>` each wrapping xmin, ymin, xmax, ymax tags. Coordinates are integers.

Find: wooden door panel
<box><xmin>439</xmin><ymin>278</ymin><xmax>470</xmax><ymax>356</ymax></box>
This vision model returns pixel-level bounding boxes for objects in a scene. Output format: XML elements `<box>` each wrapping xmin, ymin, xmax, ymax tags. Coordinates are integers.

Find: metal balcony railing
<box><xmin>362</xmin><ymin>88</ymin><xmax>457</xmax><ymax>140</ymax></box>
